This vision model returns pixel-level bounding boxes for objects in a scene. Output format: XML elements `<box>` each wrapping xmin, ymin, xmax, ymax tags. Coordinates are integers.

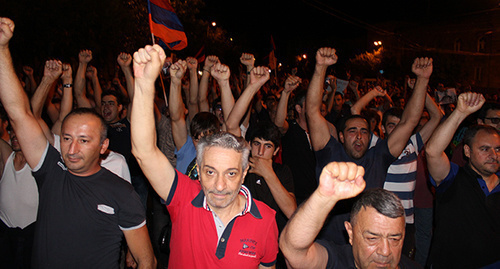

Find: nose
<box><xmin>68</xmin><ymin>141</ymin><xmax>79</xmax><ymax>155</ymax></box>
<box><xmin>376</xmin><ymin>238</ymin><xmax>391</xmax><ymax>257</ymax></box>
<box><xmin>258</xmin><ymin>145</ymin><xmax>265</xmax><ymax>156</ymax></box>
<box><xmin>214</xmin><ymin>174</ymin><xmax>227</xmax><ymax>192</ymax></box>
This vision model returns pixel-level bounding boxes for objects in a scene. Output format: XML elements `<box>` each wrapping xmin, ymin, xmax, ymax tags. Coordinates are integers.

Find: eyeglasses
<box><xmin>484</xmin><ymin>117</ymin><xmax>500</xmax><ymax>124</ymax></box>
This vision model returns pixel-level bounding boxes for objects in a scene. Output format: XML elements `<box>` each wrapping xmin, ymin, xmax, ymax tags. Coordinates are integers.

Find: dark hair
<box><xmin>293</xmin><ymin>89</ymin><xmax>307</xmax><ymax>108</ymax></box>
<box><xmin>101</xmin><ymin>90</ymin><xmax>124</xmax><ymax>105</ymax></box>
<box><xmin>212</xmin><ymin>97</ymin><xmax>222</xmax><ymax>113</ymax></box>
<box><xmin>350</xmin><ymin>188</ymin><xmax>405</xmax><ymax>226</ymax></box>
<box><xmin>190</xmin><ymin>112</ymin><xmax>220</xmax><ymax>139</ymax></box>
<box><xmin>477</xmin><ymin>102</ymin><xmax>500</xmax><ymax>120</ymax></box>
<box><xmin>338</xmin><ymin>114</ymin><xmax>369</xmax><ymax>134</ymax></box>
<box><xmin>245</xmin><ymin>121</ymin><xmax>281</xmax><ymax>149</ymax></box>
<box><xmin>382</xmin><ymin>107</ymin><xmax>404</xmax><ymax>127</ymax></box>
<box><xmin>62</xmin><ymin>108</ymin><xmax>108</xmax><ymax>143</ymax></box>
<box><xmin>463</xmin><ymin>124</ymin><xmax>500</xmax><ymax>148</ymax></box>
<box><xmin>196</xmin><ymin>131</ymin><xmax>250</xmax><ymax>170</ymax></box>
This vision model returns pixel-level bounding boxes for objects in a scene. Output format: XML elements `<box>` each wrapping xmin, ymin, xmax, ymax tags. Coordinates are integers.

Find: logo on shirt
<box><xmin>256</xmin><ymin>179</ymin><xmax>261</xmax><ymax>185</ymax></box>
<box><xmin>97</xmin><ymin>204</ymin><xmax>115</xmax><ymax>215</ymax></box>
<box><xmin>238</xmin><ymin>238</ymin><xmax>257</xmax><ymax>258</ymax></box>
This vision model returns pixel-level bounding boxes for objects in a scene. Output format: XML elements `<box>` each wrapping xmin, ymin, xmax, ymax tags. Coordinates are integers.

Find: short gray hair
<box><xmin>350</xmin><ymin>188</ymin><xmax>405</xmax><ymax>225</ymax></box>
<box><xmin>196</xmin><ymin>132</ymin><xmax>251</xmax><ymax>170</ymax></box>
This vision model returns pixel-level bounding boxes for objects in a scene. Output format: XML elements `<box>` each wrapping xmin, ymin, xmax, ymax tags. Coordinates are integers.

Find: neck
<box><xmin>212</xmin><ymin>194</ymin><xmax>245</xmax><ymax>226</ymax></box>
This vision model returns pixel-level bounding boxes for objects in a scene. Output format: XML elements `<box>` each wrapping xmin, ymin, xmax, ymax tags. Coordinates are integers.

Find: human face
<box><xmin>320</xmin><ymin>103</ymin><xmax>328</xmax><ymax>117</ymax></box>
<box><xmin>340</xmin><ymin>118</ymin><xmax>370</xmax><ymax>159</ymax></box>
<box><xmin>61</xmin><ymin>114</ymin><xmax>109</xmax><ymax>177</ymax></box>
<box><xmin>483</xmin><ymin>109</ymin><xmax>500</xmax><ymax>131</ymax></box>
<box><xmin>198</xmin><ymin>147</ymin><xmax>248</xmax><ymax>211</ymax></box>
<box><xmin>8</xmin><ymin>129</ymin><xmax>20</xmax><ymax>152</ymax></box>
<box><xmin>464</xmin><ymin>130</ymin><xmax>500</xmax><ymax>178</ymax></box>
<box><xmin>333</xmin><ymin>94</ymin><xmax>344</xmax><ymax>111</ymax></box>
<box><xmin>251</xmin><ymin>137</ymin><xmax>278</xmax><ymax>160</ymax></box>
<box><xmin>214</xmin><ymin>103</ymin><xmax>224</xmax><ymax>125</ymax></box>
<box><xmin>383</xmin><ymin>115</ymin><xmax>401</xmax><ymax>136</ymax></box>
<box><xmin>345</xmin><ymin>207</ymin><xmax>405</xmax><ymax>269</ymax></box>
<box><xmin>101</xmin><ymin>95</ymin><xmax>122</xmax><ymax>124</ymax></box>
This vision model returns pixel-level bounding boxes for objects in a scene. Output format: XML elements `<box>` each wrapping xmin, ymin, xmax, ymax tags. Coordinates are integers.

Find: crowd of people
<box><xmin>0</xmin><ymin>16</ymin><xmax>499</xmax><ymax>269</ymax></box>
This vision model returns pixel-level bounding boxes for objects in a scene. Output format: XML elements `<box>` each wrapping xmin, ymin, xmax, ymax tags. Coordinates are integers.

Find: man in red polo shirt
<box><xmin>130</xmin><ymin>45</ymin><xmax>278</xmax><ymax>269</ymax></box>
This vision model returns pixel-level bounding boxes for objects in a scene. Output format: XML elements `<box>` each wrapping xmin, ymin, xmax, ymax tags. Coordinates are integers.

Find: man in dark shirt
<box><xmin>280</xmin><ymin>162</ymin><xmax>421</xmax><ymax>269</ymax></box>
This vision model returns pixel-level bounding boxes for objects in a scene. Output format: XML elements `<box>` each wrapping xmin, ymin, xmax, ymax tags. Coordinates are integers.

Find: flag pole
<box><xmin>148</xmin><ymin>2</ymin><xmax>168</xmax><ymax>110</ymax></box>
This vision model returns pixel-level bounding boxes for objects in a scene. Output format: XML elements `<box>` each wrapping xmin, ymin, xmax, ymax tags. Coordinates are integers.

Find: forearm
<box><xmin>279</xmin><ymin>190</ymin><xmax>337</xmax><ymax>267</ymax></box>
<box><xmin>426</xmin><ymin>110</ymin><xmax>467</xmax><ymax>159</ymax></box>
<box><xmin>400</xmin><ymin>77</ymin><xmax>428</xmax><ymax>125</ymax></box>
<box><xmin>218</xmin><ymin>79</ymin><xmax>234</xmax><ymax>123</ymax></box>
<box><xmin>187</xmin><ymin>69</ymin><xmax>199</xmax><ymax>119</ymax></box>
<box><xmin>91</xmin><ymin>76</ymin><xmax>102</xmax><ymax>112</ymax></box>
<box><xmin>121</xmin><ymin>66</ymin><xmax>133</xmax><ymax>101</ymax></box>
<box><xmin>169</xmin><ymin>81</ymin><xmax>186</xmax><ymax>122</ymax></box>
<box><xmin>226</xmin><ymin>83</ymin><xmax>260</xmax><ymax>135</ymax></box>
<box><xmin>30</xmin><ymin>77</ymin><xmax>57</xmax><ymax>118</ymax></box>
<box><xmin>351</xmin><ymin>90</ymin><xmax>377</xmax><ymax>115</ymax></box>
<box><xmin>419</xmin><ymin>93</ymin><xmax>443</xmax><ymax>143</ymax></box>
<box><xmin>274</xmin><ymin>91</ymin><xmax>291</xmax><ymax>129</ymax></box>
<box><xmin>263</xmin><ymin>173</ymin><xmax>296</xmax><ymax>218</ymax></box>
<box><xmin>306</xmin><ymin>65</ymin><xmax>328</xmax><ymax>114</ymax></box>
<box><xmin>74</xmin><ymin>63</ymin><xmax>91</xmax><ymax>108</ymax></box>
<box><xmin>198</xmin><ymin>72</ymin><xmax>210</xmax><ymax>112</ymax></box>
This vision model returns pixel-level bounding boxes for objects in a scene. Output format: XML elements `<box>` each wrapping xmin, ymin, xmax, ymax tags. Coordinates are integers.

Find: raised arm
<box><xmin>30</xmin><ymin>60</ymin><xmax>62</xmax><ymax>119</ymax></box>
<box><xmin>168</xmin><ymin>60</ymin><xmax>188</xmax><ymax>151</ymax></box>
<box><xmin>22</xmin><ymin>66</ymin><xmax>37</xmax><ymax>95</ymax></box>
<box><xmin>425</xmin><ymin>92</ymin><xmax>485</xmax><ymax>185</ymax></box>
<box><xmin>279</xmin><ymin>162</ymin><xmax>365</xmax><ymax>269</ymax></box>
<box><xmin>306</xmin><ymin>47</ymin><xmax>338</xmax><ymax>151</ymax></box>
<box><xmin>387</xmin><ymin>58</ymin><xmax>432</xmax><ymax>157</ymax></box>
<box><xmin>240</xmin><ymin>53</ymin><xmax>255</xmax><ymax>87</ymax></box>
<box><xmin>418</xmin><ymin>93</ymin><xmax>444</xmax><ymax>143</ymax></box>
<box><xmin>350</xmin><ymin>86</ymin><xmax>386</xmax><ymax>115</ymax></box>
<box><xmin>185</xmin><ymin>57</ymin><xmax>199</xmax><ymax>120</ymax></box>
<box><xmin>74</xmin><ymin>50</ymin><xmax>93</xmax><ymax>108</ymax></box>
<box><xmin>275</xmin><ymin>75</ymin><xmax>301</xmax><ymax>134</ymax></box>
<box><xmin>131</xmin><ymin>44</ymin><xmax>174</xmax><ymax>201</ymax></box>
<box><xmin>198</xmin><ymin>55</ymin><xmax>218</xmax><ymax>112</ymax></box>
<box><xmin>0</xmin><ymin>17</ymin><xmax>47</xmax><ymax>168</ymax></box>
<box><xmin>211</xmin><ymin>62</ymin><xmax>234</xmax><ymax>130</ymax></box>
<box><xmin>249</xmin><ymin>156</ymin><xmax>297</xmax><ymax>218</ymax></box>
<box><xmin>86</xmin><ymin>65</ymin><xmax>102</xmax><ymax>114</ymax></box>
<box><xmin>225</xmin><ymin>66</ymin><xmax>270</xmax><ymax>136</ymax></box>
<box><xmin>52</xmin><ymin>63</ymin><xmax>74</xmax><ymax>137</ymax></box>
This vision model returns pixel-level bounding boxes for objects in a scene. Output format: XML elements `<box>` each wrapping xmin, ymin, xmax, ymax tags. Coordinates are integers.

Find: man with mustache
<box><xmin>131</xmin><ymin>45</ymin><xmax>278</xmax><ymax>268</ymax></box>
<box><xmin>279</xmin><ymin>162</ymin><xmax>421</xmax><ymax>269</ymax></box>
<box><xmin>425</xmin><ymin>92</ymin><xmax>500</xmax><ymax>268</ymax></box>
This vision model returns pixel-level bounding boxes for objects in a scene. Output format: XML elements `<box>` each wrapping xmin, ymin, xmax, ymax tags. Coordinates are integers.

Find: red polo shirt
<box><xmin>166</xmin><ymin>171</ymin><xmax>278</xmax><ymax>268</ymax></box>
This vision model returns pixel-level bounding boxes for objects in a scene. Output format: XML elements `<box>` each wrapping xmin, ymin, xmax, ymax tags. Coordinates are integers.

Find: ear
<box><xmin>100</xmin><ymin>138</ymin><xmax>110</xmax><ymax>154</ymax></box>
<box><xmin>295</xmin><ymin>104</ymin><xmax>302</xmax><ymax>114</ymax></box>
<box><xmin>344</xmin><ymin>221</ymin><xmax>354</xmax><ymax>245</ymax></box>
<box><xmin>273</xmin><ymin>146</ymin><xmax>280</xmax><ymax>156</ymax></box>
<box><xmin>339</xmin><ymin>132</ymin><xmax>345</xmax><ymax>144</ymax></box>
<box><xmin>241</xmin><ymin>165</ymin><xmax>250</xmax><ymax>184</ymax></box>
<box><xmin>477</xmin><ymin>118</ymin><xmax>484</xmax><ymax>125</ymax></box>
<box><xmin>118</xmin><ymin>104</ymin><xmax>123</xmax><ymax>113</ymax></box>
<box><xmin>381</xmin><ymin>125</ymin><xmax>386</xmax><ymax>135</ymax></box>
<box><xmin>464</xmin><ymin>144</ymin><xmax>471</xmax><ymax>159</ymax></box>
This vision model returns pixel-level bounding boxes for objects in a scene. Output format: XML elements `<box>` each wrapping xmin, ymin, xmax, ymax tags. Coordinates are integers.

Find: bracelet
<box><xmin>246</xmin><ymin>67</ymin><xmax>254</xmax><ymax>75</ymax></box>
<box><xmin>203</xmin><ymin>68</ymin><xmax>210</xmax><ymax>73</ymax></box>
<box><xmin>63</xmin><ymin>83</ymin><xmax>73</xmax><ymax>88</ymax></box>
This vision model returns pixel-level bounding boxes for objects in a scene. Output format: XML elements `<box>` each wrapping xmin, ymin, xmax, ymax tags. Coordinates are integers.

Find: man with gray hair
<box><xmin>130</xmin><ymin>44</ymin><xmax>278</xmax><ymax>268</ymax></box>
<box><xmin>279</xmin><ymin>162</ymin><xmax>421</xmax><ymax>269</ymax></box>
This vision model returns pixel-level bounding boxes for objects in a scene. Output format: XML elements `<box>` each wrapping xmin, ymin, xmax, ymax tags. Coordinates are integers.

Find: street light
<box><xmin>211</xmin><ymin>22</ymin><xmax>216</xmax><ymax>27</ymax></box>
<box><xmin>374</xmin><ymin>41</ymin><xmax>382</xmax><ymax>46</ymax></box>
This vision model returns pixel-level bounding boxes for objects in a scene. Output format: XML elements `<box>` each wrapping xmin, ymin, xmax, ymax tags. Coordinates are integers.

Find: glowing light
<box><xmin>302</xmin><ymin>54</ymin><xmax>307</xmax><ymax>59</ymax></box>
<box><xmin>374</xmin><ymin>41</ymin><xmax>382</xmax><ymax>46</ymax></box>
<box><xmin>211</xmin><ymin>22</ymin><xmax>216</xmax><ymax>27</ymax></box>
